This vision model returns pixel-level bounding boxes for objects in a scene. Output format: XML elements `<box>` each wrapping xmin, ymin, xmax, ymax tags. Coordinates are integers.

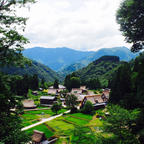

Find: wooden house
<box><xmin>80</xmin><ymin>94</ymin><xmax>106</xmax><ymax>109</ymax></box>
<box><xmin>40</xmin><ymin>96</ymin><xmax>56</xmax><ymax>106</ymax></box>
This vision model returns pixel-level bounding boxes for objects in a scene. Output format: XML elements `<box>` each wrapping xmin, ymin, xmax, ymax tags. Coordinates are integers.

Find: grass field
<box><xmin>46</xmin><ymin>117</ymin><xmax>75</xmax><ymax>136</ymax></box>
<box><xmin>26</xmin><ymin>124</ymin><xmax>54</xmax><ymax>138</ymax></box>
<box><xmin>21</xmin><ymin>109</ymin><xmax>67</xmax><ymax>127</ymax></box>
<box><xmin>64</xmin><ymin>116</ymin><xmax>89</xmax><ymax>126</ymax></box>
<box><xmin>24</xmin><ymin>110</ymin><xmax>106</xmax><ymax>143</ymax></box>
<box><xmin>69</xmin><ymin>113</ymin><xmax>93</xmax><ymax>120</ymax></box>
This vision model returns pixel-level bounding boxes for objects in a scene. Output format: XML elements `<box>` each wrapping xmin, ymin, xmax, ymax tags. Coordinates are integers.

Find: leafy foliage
<box><xmin>109</xmin><ymin>52</ymin><xmax>144</xmax><ymax>143</ymax></box>
<box><xmin>64</xmin><ymin>73</ymin><xmax>80</xmax><ymax>91</ymax></box>
<box><xmin>81</xmin><ymin>101</ymin><xmax>94</xmax><ymax>115</ymax></box>
<box><xmin>65</xmin><ymin>94</ymin><xmax>78</xmax><ymax>112</ymax></box>
<box><xmin>0</xmin><ymin>0</ymin><xmax>35</xmax><ymax>66</ymax></box>
<box><xmin>103</xmin><ymin>105</ymin><xmax>140</xmax><ymax>144</ymax></box>
<box><xmin>53</xmin><ymin>79</ymin><xmax>59</xmax><ymax>89</ymax></box>
<box><xmin>116</xmin><ymin>0</ymin><xmax>144</xmax><ymax>52</ymax></box>
<box><xmin>51</xmin><ymin>102</ymin><xmax>62</xmax><ymax>114</ymax></box>
<box><xmin>0</xmin><ymin>0</ymin><xmax>35</xmax><ymax>143</ymax></box>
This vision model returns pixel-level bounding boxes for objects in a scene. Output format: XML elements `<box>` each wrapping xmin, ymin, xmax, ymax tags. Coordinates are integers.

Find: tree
<box><xmin>70</xmin><ymin>76</ymin><xmax>80</xmax><ymax>88</ymax></box>
<box><xmin>53</xmin><ymin>79</ymin><xmax>59</xmax><ymax>89</ymax></box>
<box><xmin>103</xmin><ymin>105</ymin><xmax>140</xmax><ymax>144</ymax></box>
<box><xmin>86</xmin><ymin>78</ymin><xmax>101</xmax><ymax>90</ymax></box>
<box><xmin>65</xmin><ymin>94</ymin><xmax>78</xmax><ymax>112</ymax></box>
<box><xmin>0</xmin><ymin>0</ymin><xmax>35</xmax><ymax>143</ymax></box>
<box><xmin>109</xmin><ymin>63</ymin><xmax>132</xmax><ymax>108</ymax></box>
<box><xmin>51</xmin><ymin>102</ymin><xmax>61</xmax><ymax>115</ymax></box>
<box><xmin>64</xmin><ymin>74</ymin><xmax>81</xmax><ymax>91</ymax></box>
<box><xmin>81</xmin><ymin>101</ymin><xmax>94</xmax><ymax>115</ymax></box>
<box><xmin>0</xmin><ymin>0</ymin><xmax>35</xmax><ymax>66</ymax></box>
<box><xmin>116</xmin><ymin>0</ymin><xmax>144</xmax><ymax>52</ymax></box>
<box><xmin>31</xmin><ymin>74</ymin><xmax>39</xmax><ymax>90</ymax></box>
<box><xmin>0</xmin><ymin>73</ymin><xmax>29</xmax><ymax>143</ymax></box>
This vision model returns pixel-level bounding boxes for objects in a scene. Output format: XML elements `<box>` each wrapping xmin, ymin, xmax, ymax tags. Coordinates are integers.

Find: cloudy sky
<box><xmin>21</xmin><ymin>0</ymin><xmax>131</xmax><ymax>51</ymax></box>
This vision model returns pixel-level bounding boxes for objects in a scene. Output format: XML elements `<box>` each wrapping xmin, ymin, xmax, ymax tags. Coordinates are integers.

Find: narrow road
<box><xmin>22</xmin><ymin>110</ymin><xmax>70</xmax><ymax>131</ymax></box>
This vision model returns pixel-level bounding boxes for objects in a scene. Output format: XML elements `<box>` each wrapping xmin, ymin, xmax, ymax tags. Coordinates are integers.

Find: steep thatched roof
<box><xmin>32</xmin><ymin>130</ymin><xmax>46</xmax><ymax>143</ymax></box>
<box><xmin>22</xmin><ymin>99</ymin><xmax>36</xmax><ymax>109</ymax></box>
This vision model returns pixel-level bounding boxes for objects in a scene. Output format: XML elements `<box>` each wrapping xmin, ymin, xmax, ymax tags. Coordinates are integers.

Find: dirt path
<box><xmin>24</xmin><ymin>108</ymin><xmax>50</xmax><ymax>111</ymax></box>
<box><xmin>21</xmin><ymin>110</ymin><xmax>70</xmax><ymax>131</ymax></box>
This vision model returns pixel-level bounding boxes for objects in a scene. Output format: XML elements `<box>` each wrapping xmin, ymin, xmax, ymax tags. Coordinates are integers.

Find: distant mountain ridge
<box><xmin>23</xmin><ymin>46</ymin><xmax>138</xmax><ymax>73</ymax></box>
<box><xmin>23</xmin><ymin>47</ymin><xmax>94</xmax><ymax>71</ymax></box>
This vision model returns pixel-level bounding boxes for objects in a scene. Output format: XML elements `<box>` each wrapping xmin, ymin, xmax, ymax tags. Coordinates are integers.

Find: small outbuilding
<box><xmin>32</xmin><ymin>130</ymin><xmax>47</xmax><ymax>144</ymax></box>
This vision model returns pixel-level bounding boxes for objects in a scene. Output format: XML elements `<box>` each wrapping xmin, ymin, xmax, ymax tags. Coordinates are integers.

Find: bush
<box><xmin>70</xmin><ymin>107</ymin><xmax>78</xmax><ymax>113</ymax></box>
<box><xmin>81</xmin><ymin>101</ymin><xmax>94</xmax><ymax>115</ymax></box>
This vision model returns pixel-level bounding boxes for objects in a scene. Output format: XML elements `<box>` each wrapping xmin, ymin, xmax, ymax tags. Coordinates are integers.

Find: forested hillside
<box><xmin>75</xmin><ymin>56</ymin><xmax>123</xmax><ymax>87</ymax></box>
<box><xmin>109</xmin><ymin>52</ymin><xmax>144</xmax><ymax>142</ymax></box>
<box><xmin>0</xmin><ymin>60</ymin><xmax>60</xmax><ymax>82</ymax></box>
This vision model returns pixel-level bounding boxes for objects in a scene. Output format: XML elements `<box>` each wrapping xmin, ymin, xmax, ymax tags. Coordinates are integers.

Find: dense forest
<box><xmin>0</xmin><ymin>59</ymin><xmax>60</xmax><ymax>82</ymax></box>
<box><xmin>108</xmin><ymin>52</ymin><xmax>144</xmax><ymax>143</ymax></box>
<box><xmin>64</xmin><ymin>56</ymin><xmax>123</xmax><ymax>88</ymax></box>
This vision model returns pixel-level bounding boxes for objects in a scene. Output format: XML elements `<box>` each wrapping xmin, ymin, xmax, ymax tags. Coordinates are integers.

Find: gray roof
<box><xmin>40</xmin><ymin>96</ymin><xmax>55</xmax><ymax>100</ymax></box>
<box><xmin>49</xmin><ymin>85</ymin><xmax>66</xmax><ymax>89</ymax></box>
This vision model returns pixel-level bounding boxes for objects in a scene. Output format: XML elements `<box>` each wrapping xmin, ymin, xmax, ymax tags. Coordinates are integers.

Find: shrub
<box><xmin>81</xmin><ymin>101</ymin><xmax>94</xmax><ymax>115</ymax></box>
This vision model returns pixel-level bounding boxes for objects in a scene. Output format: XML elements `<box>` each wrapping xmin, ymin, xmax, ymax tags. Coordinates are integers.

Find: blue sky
<box><xmin>19</xmin><ymin>0</ymin><xmax>131</xmax><ymax>51</ymax></box>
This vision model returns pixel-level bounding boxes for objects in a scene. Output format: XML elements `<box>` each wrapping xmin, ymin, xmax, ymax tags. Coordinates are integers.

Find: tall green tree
<box><xmin>65</xmin><ymin>94</ymin><xmax>78</xmax><ymax>112</ymax></box>
<box><xmin>53</xmin><ymin>79</ymin><xmax>59</xmax><ymax>89</ymax></box>
<box><xmin>110</xmin><ymin>63</ymin><xmax>132</xmax><ymax>108</ymax></box>
<box><xmin>51</xmin><ymin>102</ymin><xmax>61</xmax><ymax>115</ymax></box>
<box><xmin>103</xmin><ymin>105</ymin><xmax>140</xmax><ymax>144</ymax></box>
<box><xmin>0</xmin><ymin>0</ymin><xmax>35</xmax><ymax>66</ymax></box>
<box><xmin>64</xmin><ymin>73</ymin><xmax>81</xmax><ymax>91</ymax></box>
<box><xmin>0</xmin><ymin>0</ymin><xmax>35</xmax><ymax>143</ymax></box>
<box><xmin>86</xmin><ymin>78</ymin><xmax>101</xmax><ymax>90</ymax></box>
<box><xmin>81</xmin><ymin>101</ymin><xmax>94</xmax><ymax>115</ymax></box>
<box><xmin>116</xmin><ymin>0</ymin><xmax>144</xmax><ymax>52</ymax></box>
<box><xmin>31</xmin><ymin>74</ymin><xmax>39</xmax><ymax>90</ymax></box>
<box><xmin>70</xmin><ymin>76</ymin><xmax>80</xmax><ymax>88</ymax></box>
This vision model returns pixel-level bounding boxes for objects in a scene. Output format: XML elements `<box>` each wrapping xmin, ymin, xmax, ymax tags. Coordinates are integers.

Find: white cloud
<box><xmin>20</xmin><ymin>0</ymin><xmax>131</xmax><ymax>51</ymax></box>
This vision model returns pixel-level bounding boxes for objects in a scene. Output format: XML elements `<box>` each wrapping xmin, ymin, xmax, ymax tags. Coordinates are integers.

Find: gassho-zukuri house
<box><xmin>40</xmin><ymin>96</ymin><xmax>56</xmax><ymax>106</ymax></box>
<box><xmin>48</xmin><ymin>85</ymin><xmax>66</xmax><ymax>95</ymax></box>
<box><xmin>80</xmin><ymin>89</ymin><xmax>110</xmax><ymax>109</ymax></box>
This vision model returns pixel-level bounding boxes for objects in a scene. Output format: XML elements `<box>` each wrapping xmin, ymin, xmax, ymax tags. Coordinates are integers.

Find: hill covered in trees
<box><xmin>0</xmin><ymin>60</ymin><xmax>60</xmax><ymax>82</ymax></box>
<box><xmin>74</xmin><ymin>56</ymin><xmax>123</xmax><ymax>87</ymax></box>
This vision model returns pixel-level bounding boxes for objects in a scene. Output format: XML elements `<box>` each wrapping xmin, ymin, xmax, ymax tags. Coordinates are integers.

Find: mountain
<box><xmin>74</xmin><ymin>56</ymin><xmax>124</xmax><ymax>87</ymax></box>
<box><xmin>23</xmin><ymin>47</ymin><xmax>94</xmax><ymax>71</ymax></box>
<box><xmin>59</xmin><ymin>63</ymin><xmax>85</xmax><ymax>77</ymax></box>
<box><xmin>0</xmin><ymin>60</ymin><xmax>60</xmax><ymax>82</ymax></box>
<box><xmin>23</xmin><ymin>46</ymin><xmax>138</xmax><ymax>73</ymax></box>
<box><xmin>59</xmin><ymin>47</ymin><xmax>138</xmax><ymax>76</ymax></box>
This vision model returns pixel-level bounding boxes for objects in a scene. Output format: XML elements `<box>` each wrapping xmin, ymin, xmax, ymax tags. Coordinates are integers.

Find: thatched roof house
<box><xmin>80</xmin><ymin>94</ymin><xmax>106</xmax><ymax>109</ymax></box>
<box><xmin>22</xmin><ymin>99</ymin><xmax>36</xmax><ymax>109</ymax></box>
<box><xmin>32</xmin><ymin>130</ymin><xmax>47</xmax><ymax>143</ymax></box>
<box><xmin>71</xmin><ymin>88</ymin><xmax>83</xmax><ymax>94</ymax></box>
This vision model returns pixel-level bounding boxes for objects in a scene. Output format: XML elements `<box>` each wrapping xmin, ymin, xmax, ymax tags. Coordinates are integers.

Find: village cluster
<box><xmin>22</xmin><ymin>85</ymin><xmax>110</xmax><ymax>143</ymax></box>
<box><xmin>22</xmin><ymin>85</ymin><xmax>110</xmax><ymax>110</ymax></box>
